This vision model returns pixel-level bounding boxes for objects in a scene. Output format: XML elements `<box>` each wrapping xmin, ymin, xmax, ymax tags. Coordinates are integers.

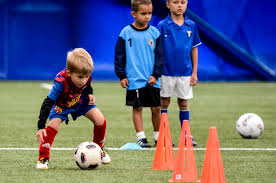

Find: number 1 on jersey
<box><xmin>128</xmin><ymin>38</ymin><xmax>132</xmax><ymax>47</ymax></box>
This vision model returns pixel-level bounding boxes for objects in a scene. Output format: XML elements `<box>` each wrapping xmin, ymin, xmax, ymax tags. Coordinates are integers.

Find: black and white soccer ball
<box><xmin>236</xmin><ymin>113</ymin><xmax>264</xmax><ymax>139</ymax></box>
<box><xmin>74</xmin><ymin>141</ymin><xmax>103</xmax><ymax>170</ymax></box>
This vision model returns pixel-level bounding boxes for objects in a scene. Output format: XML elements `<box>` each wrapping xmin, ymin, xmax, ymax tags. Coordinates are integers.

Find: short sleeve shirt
<box><xmin>119</xmin><ymin>25</ymin><xmax>161</xmax><ymax>90</ymax></box>
<box><xmin>158</xmin><ymin>15</ymin><xmax>201</xmax><ymax>76</ymax></box>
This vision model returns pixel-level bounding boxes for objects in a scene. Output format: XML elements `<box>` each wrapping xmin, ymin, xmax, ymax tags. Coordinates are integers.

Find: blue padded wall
<box><xmin>76</xmin><ymin>1</ymin><xmax>132</xmax><ymax>80</ymax></box>
<box><xmin>0</xmin><ymin>1</ymin><xmax>8</xmax><ymax>78</ymax></box>
<box><xmin>187</xmin><ymin>0</ymin><xmax>276</xmax><ymax>80</ymax></box>
<box><xmin>1</xmin><ymin>0</ymin><xmax>74</xmax><ymax>80</ymax></box>
<box><xmin>0</xmin><ymin>0</ymin><xmax>275</xmax><ymax>81</ymax></box>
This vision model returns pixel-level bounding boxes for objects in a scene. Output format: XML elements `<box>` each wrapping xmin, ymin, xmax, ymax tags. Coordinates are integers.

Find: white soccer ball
<box><xmin>74</xmin><ymin>141</ymin><xmax>102</xmax><ymax>170</ymax></box>
<box><xmin>236</xmin><ymin>113</ymin><xmax>264</xmax><ymax>139</ymax></box>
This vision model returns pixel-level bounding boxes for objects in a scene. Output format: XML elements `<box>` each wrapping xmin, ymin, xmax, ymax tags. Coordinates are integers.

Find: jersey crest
<box><xmin>148</xmin><ymin>39</ymin><xmax>154</xmax><ymax>48</ymax></box>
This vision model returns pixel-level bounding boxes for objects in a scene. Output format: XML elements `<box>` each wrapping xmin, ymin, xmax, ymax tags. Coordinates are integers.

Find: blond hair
<box><xmin>131</xmin><ymin>0</ymin><xmax>152</xmax><ymax>12</ymax></box>
<box><xmin>66</xmin><ymin>48</ymin><xmax>93</xmax><ymax>75</ymax></box>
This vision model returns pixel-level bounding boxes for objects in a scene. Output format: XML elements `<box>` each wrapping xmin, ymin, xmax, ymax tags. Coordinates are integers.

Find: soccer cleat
<box><xmin>102</xmin><ymin>150</ymin><xmax>111</xmax><ymax>164</ymax></box>
<box><xmin>192</xmin><ymin>136</ymin><xmax>197</xmax><ymax>147</ymax></box>
<box><xmin>36</xmin><ymin>158</ymin><xmax>49</xmax><ymax>170</ymax></box>
<box><xmin>137</xmin><ymin>138</ymin><xmax>151</xmax><ymax>148</ymax></box>
<box><xmin>184</xmin><ymin>136</ymin><xmax>197</xmax><ymax>147</ymax></box>
<box><xmin>154</xmin><ymin>140</ymin><xmax>175</xmax><ymax>147</ymax></box>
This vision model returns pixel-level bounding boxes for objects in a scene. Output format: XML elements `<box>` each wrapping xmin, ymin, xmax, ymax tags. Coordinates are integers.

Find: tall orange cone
<box><xmin>169</xmin><ymin>120</ymin><xmax>199</xmax><ymax>182</ymax></box>
<box><xmin>200</xmin><ymin>127</ymin><xmax>226</xmax><ymax>183</ymax></box>
<box><xmin>152</xmin><ymin>113</ymin><xmax>175</xmax><ymax>170</ymax></box>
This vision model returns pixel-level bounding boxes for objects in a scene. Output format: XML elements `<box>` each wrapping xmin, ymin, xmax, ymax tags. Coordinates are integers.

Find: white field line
<box><xmin>40</xmin><ymin>83</ymin><xmax>52</xmax><ymax>90</ymax></box>
<box><xmin>0</xmin><ymin>148</ymin><xmax>276</xmax><ymax>151</ymax></box>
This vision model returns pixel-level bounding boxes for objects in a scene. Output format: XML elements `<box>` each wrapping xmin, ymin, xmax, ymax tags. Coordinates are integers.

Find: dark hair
<box><xmin>131</xmin><ymin>0</ymin><xmax>152</xmax><ymax>12</ymax></box>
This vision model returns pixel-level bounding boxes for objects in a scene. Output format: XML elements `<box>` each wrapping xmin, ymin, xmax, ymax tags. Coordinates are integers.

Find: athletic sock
<box><xmin>153</xmin><ymin>131</ymin><xmax>159</xmax><ymax>141</ymax></box>
<box><xmin>179</xmin><ymin>110</ymin><xmax>190</xmax><ymax>128</ymax></box>
<box><xmin>93</xmin><ymin>119</ymin><xmax>106</xmax><ymax>148</ymax></box>
<box><xmin>161</xmin><ymin>109</ymin><xmax>168</xmax><ymax>113</ymax></box>
<box><xmin>38</xmin><ymin>126</ymin><xmax>57</xmax><ymax>160</ymax></box>
<box><xmin>136</xmin><ymin>131</ymin><xmax>146</xmax><ymax>141</ymax></box>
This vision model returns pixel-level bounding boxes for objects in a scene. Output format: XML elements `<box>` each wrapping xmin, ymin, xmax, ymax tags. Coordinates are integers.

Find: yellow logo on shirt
<box><xmin>66</xmin><ymin>94</ymin><xmax>81</xmax><ymax>107</ymax></box>
<box><xmin>54</xmin><ymin>106</ymin><xmax>63</xmax><ymax>114</ymax></box>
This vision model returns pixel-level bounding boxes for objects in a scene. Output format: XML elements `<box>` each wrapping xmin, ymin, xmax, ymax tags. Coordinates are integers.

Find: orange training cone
<box><xmin>200</xmin><ymin>127</ymin><xmax>226</xmax><ymax>183</ymax></box>
<box><xmin>152</xmin><ymin>113</ymin><xmax>175</xmax><ymax>170</ymax></box>
<box><xmin>169</xmin><ymin>120</ymin><xmax>199</xmax><ymax>182</ymax></box>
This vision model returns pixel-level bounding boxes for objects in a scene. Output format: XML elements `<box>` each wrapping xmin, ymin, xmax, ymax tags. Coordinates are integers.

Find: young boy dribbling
<box><xmin>36</xmin><ymin>48</ymin><xmax>111</xmax><ymax>169</ymax></box>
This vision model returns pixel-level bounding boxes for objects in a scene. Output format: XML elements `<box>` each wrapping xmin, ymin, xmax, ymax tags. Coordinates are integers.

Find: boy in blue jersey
<box><xmin>36</xmin><ymin>48</ymin><xmax>111</xmax><ymax>170</ymax></box>
<box><xmin>115</xmin><ymin>0</ymin><xmax>164</xmax><ymax>148</ymax></box>
<box><xmin>158</xmin><ymin>0</ymin><xmax>201</xmax><ymax>146</ymax></box>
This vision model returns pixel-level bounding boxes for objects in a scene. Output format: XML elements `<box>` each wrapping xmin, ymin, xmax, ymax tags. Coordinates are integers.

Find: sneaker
<box><xmin>184</xmin><ymin>136</ymin><xmax>197</xmax><ymax>147</ymax></box>
<box><xmin>154</xmin><ymin>140</ymin><xmax>175</xmax><ymax>147</ymax></box>
<box><xmin>137</xmin><ymin>138</ymin><xmax>151</xmax><ymax>148</ymax></box>
<box><xmin>102</xmin><ymin>150</ymin><xmax>111</xmax><ymax>164</ymax></box>
<box><xmin>192</xmin><ymin>136</ymin><xmax>197</xmax><ymax>147</ymax></box>
<box><xmin>36</xmin><ymin>158</ymin><xmax>49</xmax><ymax>170</ymax></box>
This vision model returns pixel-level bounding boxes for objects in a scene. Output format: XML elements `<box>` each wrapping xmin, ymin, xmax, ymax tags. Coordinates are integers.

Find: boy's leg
<box><xmin>133</xmin><ymin>106</ymin><xmax>143</xmax><ymax>133</ymax></box>
<box><xmin>178</xmin><ymin>98</ymin><xmax>197</xmax><ymax>146</ymax></box>
<box><xmin>133</xmin><ymin>106</ymin><xmax>151</xmax><ymax>148</ymax></box>
<box><xmin>38</xmin><ymin>118</ymin><xmax>61</xmax><ymax>160</ymax></box>
<box><xmin>37</xmin><ymin>118</ymin><xmax>61</xmax><ymax>169</ymax></box>
<box><xmin>161</xmin><ymin>97</ymin><xmax>170</xmax><ymax>113</ymax></box>
<box><xmin>178</xmin><ymin>98</ymin><xmax>189</xmax><ymax>127</ymax></box>
<box><xmin>151</xmin><ymin>106</ymin><xmax>160</xmax><ymax>131</ymax></box>
<box><xmin>84</xmin><ymin>108</ymin><xmax>111</xmax><ymax>164</ymax></box>
<box><xmin>151</xmin><ymin>106</ymin><xmax>161</xmax><ymax>145</ymax></box>
<box><xmin>84</xmin><ymin>108</ymin><xmax>106</xmax><ymax>148</ymax></box>
<box><xmin>160</xmin><ymin>75</ymin><xmax>175</xmax><ymax>114</ymax></box>
<box><xmin>176</xmin><ymin>76</ymin><xmax>193</xmax><ymax>127</ymax></box>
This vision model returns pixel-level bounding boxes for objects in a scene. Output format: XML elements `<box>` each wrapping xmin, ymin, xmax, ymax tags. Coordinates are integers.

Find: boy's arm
<box><xmin>114</xmin><ymin>37</ymin><xmax>127</xmax><ymax>80</ymax></box>
<box><xmin>190</xmin><ymin>23</ymin><xmax>201</xmax><ymax>86</ymax></box>
<box><xmin>37</xmin><ymin>97</ymin><xmax>55</xmax><ymax>130</ymax></box>
<box><xmin>83</xmin><ymin>82</ymin><xmax>95</xmax><ymax>104</ymax></box>
<box><xmin>190</xmin><ymin>47</ymin><xmax>198</xmax><ymax>86</ymax></box>
<box><xmin>152</xmin><ymin>36</ymin><xmax>164</xmax><ymax>79</ymax></box>
<box><xmin>83</xmin><ymin>82</ymin><xmax>93</xmax><ymax>96</ymax></box>
<box><xmin>37</xmin><ymin>81</ymin><xmax>63</xmax><ymax>129</ymax></box>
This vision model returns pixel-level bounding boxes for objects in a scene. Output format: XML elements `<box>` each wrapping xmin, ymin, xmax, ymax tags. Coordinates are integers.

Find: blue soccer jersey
<box><xmin>48</xmin><ymin>70</ymin><xmax>91</xmax><ymax>108</ymax></box>
<box><xmin>158</xmin><ymin>15</ymin><xmax>201</xmax><ymax>76</ymax></box>
<box><xmin>115</xmin><ymin>25</ymin><xmax>164</xmax><ymax>90</ymax></box>
<box><xmin>37</xmin><ymin>70</ymin><xmax>95</xmax><ymax>129</ymax></box>
<box><xmin>48</xmin><ymin>70</ymin><xmax>96</xmax><ymax>121</ymax></box>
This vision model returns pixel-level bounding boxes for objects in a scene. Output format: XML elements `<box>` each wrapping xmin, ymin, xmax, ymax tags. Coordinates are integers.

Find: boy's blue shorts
<box><xmin>49</xmin><ymin>100</ymin><xmax>96</xmax><ymax>124</ymax></box>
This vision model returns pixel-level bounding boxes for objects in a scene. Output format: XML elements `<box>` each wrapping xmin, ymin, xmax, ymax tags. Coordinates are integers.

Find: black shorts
<box><xmin>126</xmin><ymin>84</ymin><xmax>161</xmax><ymax>107</ymax></box>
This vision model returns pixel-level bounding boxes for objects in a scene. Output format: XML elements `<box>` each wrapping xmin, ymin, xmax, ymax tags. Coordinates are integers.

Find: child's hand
<box><xmin>37</xmin><ymin>129</ymin><xmax>47</xmax><ymax>144</ymax></box>
<box><xmin>148</xmin><ymin>76</ymin><xmax>157</xmax><ymax>86</ymax></box>
<box><xmin>120</xmin><ymin>78</ymin><xmax>129</xmax><ymax>88</ymax></box>
<box><xmin>190</xmin><ymin>73</ymin><xmax>198</xmax><ymax>86</ymax></box>
<box><xmin>88</xmin><ymin>94</ymin><xmax>96</xmax><ymax>105</ymax></box>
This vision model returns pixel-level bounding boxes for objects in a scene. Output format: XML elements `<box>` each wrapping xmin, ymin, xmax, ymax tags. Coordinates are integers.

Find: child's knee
<box><xmin>161</xmin><ymin>98</ymin><xmax>170</xmax><ymax>108</ymax></box>
<box><xmin>178</xmin><ymin>103</ymin><xmax>188</xmax><ymax>110</ymax></box>
<box><xmin>133</xmin><ymin>106</ymin><xmax>143</xmax><ymax>112</ymax></box>
<box><xmin>48</xmin><ymin>118</ymin><xmax>62</xmax><ymax>131</ymax></box>
<box><xmin>151</xmin><ymin>106</ymin><xmax>161</xmax><ymax>114</ymax></box>
<box><xmin>93</xmin><ymin>110</ymin><xmax>105</xmax><ymax>125</ymax></box>
<box><xmin>92</xmin><ymin>114</ymin><xmax>105</xmax><ymax>126</ymax></box>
